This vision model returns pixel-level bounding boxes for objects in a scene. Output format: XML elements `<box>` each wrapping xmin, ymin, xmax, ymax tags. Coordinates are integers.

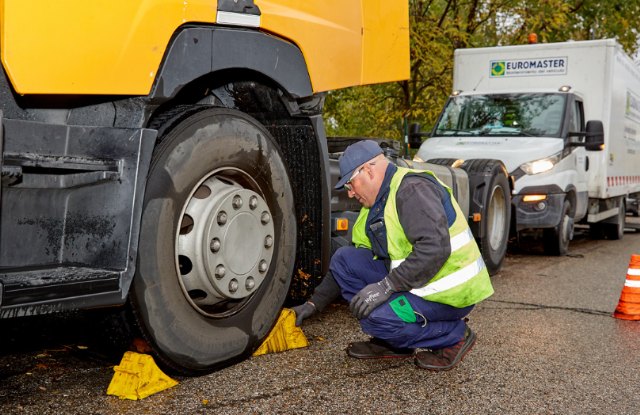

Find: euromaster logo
<box><xmin>491</xmin><ymin>61</ymin><xmax>506</xmax><ymax>76</ymax></box>
<box><xmin>490</xmin><ymin>56</ymin><xmax>567</xmax><ymax>77</ymax></box>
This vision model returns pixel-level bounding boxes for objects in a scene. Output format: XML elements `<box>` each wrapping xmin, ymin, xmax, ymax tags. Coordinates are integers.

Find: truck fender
<box><xmin>458</xmin><ymin>160</ymin><xmax>509</xmax><ymax>233</ymax></box>
<box><xmin>150</xmin><ymin>26</ymin><xmax>313</xmax><ymax>102</ymax></box>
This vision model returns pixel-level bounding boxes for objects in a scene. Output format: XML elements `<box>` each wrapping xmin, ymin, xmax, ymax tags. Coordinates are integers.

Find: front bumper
<box><xmin>513</xmin><ymin>185</ymin><xmax>565</xmax><ymax>231</ymax></box>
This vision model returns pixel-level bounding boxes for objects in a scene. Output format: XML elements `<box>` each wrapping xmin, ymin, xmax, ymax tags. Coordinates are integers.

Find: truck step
<box><xmin>0</xmin><ymin>266</ymin><xmax>120</xmax><ymax>309</ymax></box>
<box><xmin>625</xmin><ymin>222</ymin><xmax>640</xmax><ymax>232</ymax></box>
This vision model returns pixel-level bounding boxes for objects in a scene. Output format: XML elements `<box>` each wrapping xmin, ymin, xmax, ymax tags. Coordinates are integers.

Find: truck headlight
<box><xmin>520</xmin><ymin>153</ymin><xmax>561</xmax><ymax>175</ymax></box>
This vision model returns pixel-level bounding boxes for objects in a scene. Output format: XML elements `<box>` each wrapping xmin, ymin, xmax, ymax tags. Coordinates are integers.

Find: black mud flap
<box><xmin>0</xmin><ymin>110</ymin><xmax>3</xmax><ymax>306</ymax></box>
<box><xmin>0</xmin><ymin>110</ymin><xmax>3</xmax><ymax>225</ymax></box>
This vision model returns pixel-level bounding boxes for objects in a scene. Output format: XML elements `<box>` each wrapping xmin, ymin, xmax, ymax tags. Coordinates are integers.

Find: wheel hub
<box><xmin>177</xmin><ymin>176</ymin><xmax>274</xmax><ymax>311</ymax></box>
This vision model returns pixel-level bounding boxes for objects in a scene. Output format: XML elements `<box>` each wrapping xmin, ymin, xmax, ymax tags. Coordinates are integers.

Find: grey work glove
<box><xmin>292</xmin><ymin>302</ymin><xmax>317</xmax><ymax>326</ymax></box>
<box><xmin>350</xmin><ymin>277</ymin><xmax>396</xmax><ymax>320</ymax></box>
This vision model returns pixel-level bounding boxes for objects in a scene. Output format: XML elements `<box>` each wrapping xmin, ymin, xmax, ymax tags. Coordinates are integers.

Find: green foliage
<box><xmin>324</xmin><ymin>0</ymin><xmax>640</xmax><ymax>142</ymax></box>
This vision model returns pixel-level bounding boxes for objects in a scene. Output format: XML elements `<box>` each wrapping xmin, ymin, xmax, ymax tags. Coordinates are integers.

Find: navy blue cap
<box><xmin>335</xmin><ymin>140</ymin><xmax>383</xmax><ymax>190</ymax></box>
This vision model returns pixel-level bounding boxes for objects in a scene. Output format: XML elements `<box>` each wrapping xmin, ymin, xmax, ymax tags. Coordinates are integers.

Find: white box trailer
<box><xmin>414</xmin><ymin>39</ymin><xmax>640</xmax><ymax>256</ymax></box>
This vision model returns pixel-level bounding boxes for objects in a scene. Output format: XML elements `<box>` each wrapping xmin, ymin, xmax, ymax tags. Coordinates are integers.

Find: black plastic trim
<box><xmin>218</xmin><ymin>0</ymin><xmax>260</xmax><ymax>15</ymax></box>
<box><xmin>150</xmin><ymin>26</ymin><xmax>313</xmax><ymax>102</ymax></box>
<box><xmin>518</xmin><ymin>184</ymin><xmax>563</xmax><ymax>195</ymax></box>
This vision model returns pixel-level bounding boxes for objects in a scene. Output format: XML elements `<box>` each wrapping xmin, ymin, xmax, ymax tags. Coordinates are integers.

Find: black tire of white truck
<box><xmin>604</xmin><ymin>197</ymin><xmax>626</xmax><ymax>240</ymax></box>
<box><xmin>543</xmin><ymin>199</ymin><xmax>573</xmax><ymax>256</ymax></box>
<box><xmin>589</xmin><ymin>196</ymin><xmax>626</xmax><ymax>241</ymax></box>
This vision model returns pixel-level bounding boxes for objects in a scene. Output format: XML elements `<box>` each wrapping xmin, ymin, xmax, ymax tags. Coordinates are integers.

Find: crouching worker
<box><xmin>293</xmin><ymin>140</ymin><xmax>493</xmax><ymax>371</ymax></box>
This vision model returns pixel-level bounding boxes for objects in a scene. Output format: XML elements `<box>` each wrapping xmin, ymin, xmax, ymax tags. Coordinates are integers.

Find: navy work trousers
<box><xmin>330</xmin><ymin>246</ymin><xmax>473</xmax><ymax>350</ymax></box>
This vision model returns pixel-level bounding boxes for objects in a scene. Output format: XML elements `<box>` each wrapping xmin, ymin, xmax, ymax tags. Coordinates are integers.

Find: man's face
<box><xmin>345</xmin><ymin>162</ymin><xmax>379</xmax><ymax>208</ymax></box>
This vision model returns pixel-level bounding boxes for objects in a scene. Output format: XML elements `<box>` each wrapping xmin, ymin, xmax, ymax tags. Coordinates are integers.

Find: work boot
<box><xmin>347</xmin><ymin>337</ymin><xmax>414</xmax><ymax>359</ymax></box>
<box><xmin>414</xmin><ymin>326</ymin><xmax>476</xmax><ymax>371</ymax></box>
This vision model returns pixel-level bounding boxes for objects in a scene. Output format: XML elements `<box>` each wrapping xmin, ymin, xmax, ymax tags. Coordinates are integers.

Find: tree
<box><xmin>324</xmin><ymin>0</ymin><xmax>640</xmax><ymax>142</ymax></box>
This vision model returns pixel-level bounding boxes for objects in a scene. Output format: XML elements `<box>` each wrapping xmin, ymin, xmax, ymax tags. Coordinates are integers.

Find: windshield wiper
<box><xmin>435</xmin><ymin>128</ymin><xmax>475</xmax><ymax>136</ymax></box>
<box><xmin>480</xmin><ymin>127</ymin><xmax>538</xmax><ymax>137</ymax></box>
<box><xmin>516</xmin><ymin>130</ymin><xmax>537</xmax><ymax>137</ymax></box>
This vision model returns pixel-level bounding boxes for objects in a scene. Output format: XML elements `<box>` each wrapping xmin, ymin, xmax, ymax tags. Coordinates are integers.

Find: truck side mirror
<box><xmin>585</xmin><ymin>120</ymin><xmax>604</xmax><ymax>151</ymax></box>
<box><xmin>408</xmin><ymin>123</ymin><xmax>429</xmax><ymax>149</ymax></box>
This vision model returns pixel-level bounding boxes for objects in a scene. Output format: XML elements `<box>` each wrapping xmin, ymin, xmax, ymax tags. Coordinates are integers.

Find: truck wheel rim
<box><xmin>175</xmin><ymin>170</ymin><xmax>275</xmax><ymax>317</ymax></box>
<box><xmin>487</xmin><ymin>185</ymin><xmax>507</xmax><ymax>250</ymax></box>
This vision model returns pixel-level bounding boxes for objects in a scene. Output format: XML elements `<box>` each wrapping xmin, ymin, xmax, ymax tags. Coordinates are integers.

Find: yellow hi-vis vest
<box><xmin>352</xmin><ymin>167</ymin><xmax>494</xmax><ymax>308</ymax></box>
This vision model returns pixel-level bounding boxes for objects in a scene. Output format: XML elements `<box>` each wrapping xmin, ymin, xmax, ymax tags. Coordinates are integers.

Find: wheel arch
<box><xmin>564</xmin><ymin>185</ymin><xmax>577</xmax><ymax>217</ymax></box>
<box><xmin>149</xmin><ymin>25</ymin><xmax>314</xmax><ymax>103</ymax></box>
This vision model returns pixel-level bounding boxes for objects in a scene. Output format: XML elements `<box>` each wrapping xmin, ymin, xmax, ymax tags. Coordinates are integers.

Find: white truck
<box><xmin>411</xmin><ymin>39</ymin><xmax>640</xmax><ymax>257</ymax></box>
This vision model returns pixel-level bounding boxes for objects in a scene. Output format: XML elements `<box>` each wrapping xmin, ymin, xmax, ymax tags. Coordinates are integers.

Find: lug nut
<box><xmin>246</xmin><ymin>277</ymin><xmax>255</xmax><ymax>290</ymax></box>
<box><xmin>210</xmin><ymin>238</ymin><xmax>221</xmax><ymax>253</ymax></box>
<box><xmin>249</xmin><ymin>196</ymin><xmax>258</xmax><ymax>210</ymax></box>
<box><xmin>259</xmin><ymin>260</ymin><xmax>268</xmax><ymax>273</ymax></box>
<box><xmin>261</xmin><ymin>212</ymin><xmax>271</xmax><ymax>225</ymax></box>
<box><xmin>229</xmin><ymin>279</ymin><xmax>238</xmax><ymax>293</ymax></box>
<box><xmin>215</xmin><ymin>265</ymin><xmax>225</xmax><ymax>279</ymax></box>
<box><xmin>233</xmin><ymin>195</ymin><xmax>243</xmax><ymax>209</ymax></box>
<box><xmin>264</xmin><ymin>235</ymin><xmax>273</xmax><ymax>248</ymax></box>
<box><xmin>217</xmin><ymin>211</ymin><xmax>227</xmax><ymax>226</ymax></box>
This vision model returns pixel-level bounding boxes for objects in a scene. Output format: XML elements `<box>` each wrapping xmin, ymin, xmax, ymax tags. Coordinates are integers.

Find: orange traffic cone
<box><xmin>613</xmin><ymin>254</ymin><xmax>640</xmax><ymax>320</ymax></box>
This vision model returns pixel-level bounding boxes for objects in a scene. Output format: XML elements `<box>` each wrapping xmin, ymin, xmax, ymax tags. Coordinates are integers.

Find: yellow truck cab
<box><xmin>0</xmin><ymin>0</ymin><xmax>408</xmax><ymax>375</ymax></box>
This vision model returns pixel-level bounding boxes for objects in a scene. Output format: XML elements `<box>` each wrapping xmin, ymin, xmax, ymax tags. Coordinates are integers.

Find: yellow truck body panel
<box><xmin>0</xmin><ymin>0</ymin><xmax>408</xmax><ymax>95</ymax></box>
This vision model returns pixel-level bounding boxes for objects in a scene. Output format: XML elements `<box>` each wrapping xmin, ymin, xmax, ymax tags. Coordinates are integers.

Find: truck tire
<box><xmin>480</xmin><ymin>167</ymin><xmax>510</xmax><ymax>274</ymax></box>
<box><xmin>131</xmin><ymin>107</ymin><xmax>296</xmax><ymax>375</ymax></box>
<box><xmin>589</xmin><ymin>197</ymin><xmax>626</xmax><ymax>240</ymax></box>
<box><xmin>426</xmin><ymin>158</ymin><xmax>459</xmax><ymax>167</ymax></box>
<box><xmin>604</xmin><ymin>198</ymin><xmax>626</xmax><ymax>240</ymax></box>
<box><xmin>461</xmin><ymin>160</ymin><xmax>511</xmax><ymax>275</ymax></box>
<box><xmin>543</xmin><ymin>200</ymin><xmax>572</xmax><ymax>255</ymax></box>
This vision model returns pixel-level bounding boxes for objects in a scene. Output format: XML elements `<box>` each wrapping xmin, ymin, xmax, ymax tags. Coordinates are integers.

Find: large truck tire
<box><xmin>131</xmin><ymin>107</ymin><xmax>296</xmax><ymax>375</ymax></box>
<box><xmin>604</xmin><ymin>198</ymin><xmax>626</xmax><ymax>240</ymax></box>
<box><xmin>543</xmin><ymin>200</ymin><xmax>572</xmax><ymax>255</ymax></box>
<box><xmin>604</xmin><ymin>199</ymin><xmax>627</xmax><ymax>241</ymax></box>
<box><xmin>589</xmin><ymin>197</ymin><xmax>626</xmax><ymax>241</ymax></box>
<box><xmin>461</xmin><ymin>160</ymin><xmax>511</xmax><ymax>275</ymax></box>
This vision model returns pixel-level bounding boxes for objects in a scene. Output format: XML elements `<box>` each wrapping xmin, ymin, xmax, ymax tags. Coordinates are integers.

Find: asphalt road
<box><xmin>1</xmin><ymin>219</ymin><xmax>640</xmax><ymax>414</ymax></box>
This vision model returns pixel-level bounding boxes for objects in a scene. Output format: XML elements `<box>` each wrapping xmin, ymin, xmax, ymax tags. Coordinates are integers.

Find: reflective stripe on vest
<box><xmin>390</xmin><ymin>228</ymin><xmax>474</xmax><ymax>270</ymax></box>
<box><xmin>409</xmin><ymin>257</ymin><xmax>487</xmax><ymax>297</ymax></box>
<box><xmin>451</xmin><ymin>228</ymin><xmax>474</xmax><ymax>252</ymax></box>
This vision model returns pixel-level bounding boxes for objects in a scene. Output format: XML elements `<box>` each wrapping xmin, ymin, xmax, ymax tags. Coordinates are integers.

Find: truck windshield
<box><xmin>434</xmin><ymin>93</ymin><xmax>566</xmax><ymax>138</ymax></box>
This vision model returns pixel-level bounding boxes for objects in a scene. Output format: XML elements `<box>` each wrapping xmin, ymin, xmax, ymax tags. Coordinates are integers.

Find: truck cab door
<box><xmin>569</xmin><ymin>99</ymin><xmax>588</xmax><ymax>219</ymax></box>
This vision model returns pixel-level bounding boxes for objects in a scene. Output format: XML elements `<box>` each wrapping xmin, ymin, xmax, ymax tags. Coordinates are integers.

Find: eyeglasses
<box><xmin>344</xmin><ymin>166</ymin><xmax>365</xmax><ymax>191</ymax></box>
